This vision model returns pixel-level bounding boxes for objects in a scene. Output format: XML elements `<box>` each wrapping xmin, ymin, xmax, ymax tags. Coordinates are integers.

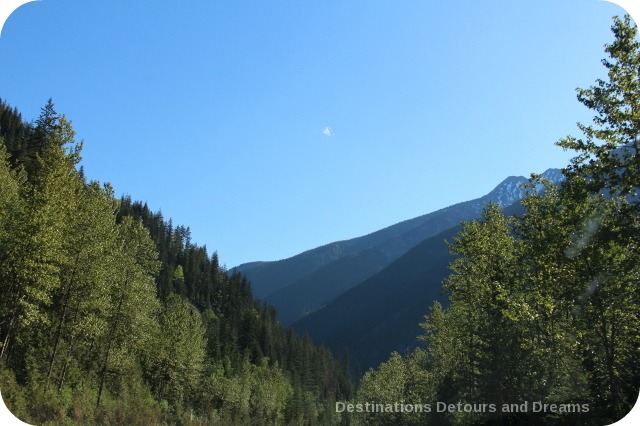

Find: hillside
<box><xmin>0</xmin><ymin>98</ymin><xmax>351</xmax><ymax>426</ymax></box>
<box><xmin>292</xmin><ymin>202</ymin><xmax>526</xmax><ymax>371</ymax></box>
<box><xmin>238</xmin><ymin>169</ymin><xmax>562</xmax><ymax>325</ymax></box>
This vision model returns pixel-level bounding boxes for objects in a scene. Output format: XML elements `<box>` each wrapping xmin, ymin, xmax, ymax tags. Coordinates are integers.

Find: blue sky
<box><xmin>0</xmin><ymin>0</ymin><xmax>628</xmax><ymax>268</ymax></box>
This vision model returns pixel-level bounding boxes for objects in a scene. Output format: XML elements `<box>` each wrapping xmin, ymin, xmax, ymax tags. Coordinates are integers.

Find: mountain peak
<box><xmin>482</xmin><ymin>168</ymin><xmax>564</xmax><ymax>208</ymax></box>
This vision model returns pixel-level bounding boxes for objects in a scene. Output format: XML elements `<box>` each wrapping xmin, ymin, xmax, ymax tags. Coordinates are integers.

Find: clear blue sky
<box><xmin>0</xmin><ymin>0</ymin><xmax>628</xmax><ymax>268</ymax></box>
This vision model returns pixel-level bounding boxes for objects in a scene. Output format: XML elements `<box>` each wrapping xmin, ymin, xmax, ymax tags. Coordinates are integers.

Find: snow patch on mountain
<box><xmin>482</xmin><ymin>168</ymin><xmax>565</xmax><ymax>209</ymax></box>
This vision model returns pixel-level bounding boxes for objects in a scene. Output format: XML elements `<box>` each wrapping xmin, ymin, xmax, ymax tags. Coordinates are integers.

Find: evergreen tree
<box><xmin>557</xmin><ymin>15</ymin><xmax>640</xmax><ymax>200</ymax></box>
<box><xmin>0</xmin><ymin>99</ymin><xmax>31</xmax><ymax>165</ymax></box>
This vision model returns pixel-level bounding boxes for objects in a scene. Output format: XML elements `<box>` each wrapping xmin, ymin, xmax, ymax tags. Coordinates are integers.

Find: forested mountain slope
<box><xmin>264</xmin><ymin>170</ymin><xmax>562</xmax><ymax>325</ymax></box>
<box><xmin>0</xmin><ymin>98</ymin><xmax>351</xmax><ymax>425</ymax></box>
<box><xmin>292</xmin><ymin>201</ymin><xmax>525</xmax><ymax>371</ymax></box>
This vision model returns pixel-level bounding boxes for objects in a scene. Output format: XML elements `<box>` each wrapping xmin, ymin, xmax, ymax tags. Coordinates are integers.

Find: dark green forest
<box><xmin>0</xmin><ymin>101</ymin><xmax>351</xmax><ymax>422</ymax></box>
<box><xmin>345</xmin><ymin>16</ymin><xmax>640</xmax><ymax>426</ymax></box>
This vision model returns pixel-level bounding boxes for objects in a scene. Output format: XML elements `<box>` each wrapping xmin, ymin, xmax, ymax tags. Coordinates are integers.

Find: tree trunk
<box><xmin>96</xmin><ymin>293</ymin><xmax>125</xmax><ymax>407</ymax></box>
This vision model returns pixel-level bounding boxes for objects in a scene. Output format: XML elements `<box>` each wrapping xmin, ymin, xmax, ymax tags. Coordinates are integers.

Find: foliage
<box><xmin>0</xmin><ymin>99</ymin><xmax>351</xmax><ymax>425</ymax></box>
<box><xmin>353</xmin><ymin>15</ymin><xmax>640</xmax><ymax>426</ymax></box>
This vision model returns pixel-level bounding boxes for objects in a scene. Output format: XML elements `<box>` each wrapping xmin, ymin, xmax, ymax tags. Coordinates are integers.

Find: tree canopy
<box><xmin>0</xmin><ymin>99</ymin><xmax>352</xmax><ymax>425</ymax></box>
<box><xmin>346</xmin><ymin>15</ymin><xmax>640</xmax><ymax>426</ymax></box>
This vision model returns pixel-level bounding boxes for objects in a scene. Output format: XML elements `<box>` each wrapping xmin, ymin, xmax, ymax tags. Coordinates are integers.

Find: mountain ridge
<box><xmin>292</xmin><ymin>201</ymin><xmax>528</xmax><ymax>371</ymax></box>
<box><xmin>235</xmin><ymin>168</ymin><xmax>564</xmax><ymax>325</ymax></box>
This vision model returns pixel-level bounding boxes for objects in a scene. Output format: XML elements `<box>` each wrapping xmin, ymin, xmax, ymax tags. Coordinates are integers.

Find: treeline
<box><xmin>0</xmin><ymin>98</ymin><xmax>351</xmax><ymax>425</ymax></box>
<box><xmin>346</xmin><ymin>16</ymin><xmax>640</xmax><ymax>426</ymax></box>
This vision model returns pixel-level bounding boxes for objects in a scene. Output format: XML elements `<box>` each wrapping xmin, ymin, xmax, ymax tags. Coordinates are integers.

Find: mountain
<box><xmin>292</xmin><ymin>202</ymin><xmax>527</xmax><ymax>371</ymax></box>
<box><xmin>234</xmin><ymin>168</ymin><xmax>564</xmax><ymax>325</ymax></box>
